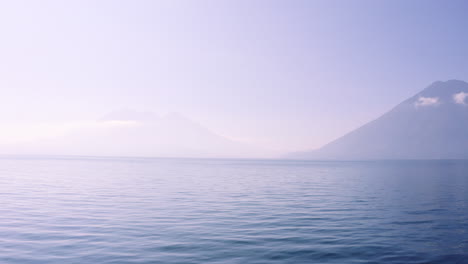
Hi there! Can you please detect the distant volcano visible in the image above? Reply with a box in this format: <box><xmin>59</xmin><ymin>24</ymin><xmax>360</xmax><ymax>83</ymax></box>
<box><xmin>7</xmin><ymin>109</ymin><xmax>268</xmax><ymax>159</ymax></box>
<box><xmin>291</xmin><ymin>80</ymin><xmax>468</xmax><ymax>160</ymax></box>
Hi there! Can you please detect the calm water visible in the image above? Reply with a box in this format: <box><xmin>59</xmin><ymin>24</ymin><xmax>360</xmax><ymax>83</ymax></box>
<box><xmin>0</xmin><ymin>157</ymin><xmax>467</xmax><ymax>264</ymax></box>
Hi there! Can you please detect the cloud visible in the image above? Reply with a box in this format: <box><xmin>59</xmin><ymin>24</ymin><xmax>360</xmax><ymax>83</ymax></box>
<box><xmin>0</xmin><ymin>120</ymin><xmax>140</xmax><ymax>145</ymax></box>
<box><xmin>100</xmin><ymin>120</ymin><xmax>141</xmax><ymax>127</ymax></box>
<box><xmin>453</xmin><ymin>92</ymin><xmax>468</xmax><ymax>105</ymax></box>
<box><xmin>414</xmin><ymin>96</ymin><xmax>439</xmax><ymax>107</ymax></box>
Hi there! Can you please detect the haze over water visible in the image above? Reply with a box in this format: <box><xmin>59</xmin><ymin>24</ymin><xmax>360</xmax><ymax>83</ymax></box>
<box><xmin>1</xmin><ymin>157</ymin><xmax>467</xmax><ymax>263</ymax></box>
<box><xmin>1</xmin><ymin>1</ymin><xmax>468</xmax><ymax>263</ymax></box>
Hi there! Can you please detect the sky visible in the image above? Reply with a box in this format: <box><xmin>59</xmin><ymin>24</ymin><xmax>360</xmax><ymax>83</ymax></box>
<box><xmin>0</xmin><ymin>0</ymin><xmax>467</xmax><ymax>156</ymax></box>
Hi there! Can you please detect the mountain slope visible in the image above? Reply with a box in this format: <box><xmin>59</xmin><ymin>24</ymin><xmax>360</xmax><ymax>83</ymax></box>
<box><xmin>8</xmin><ymin>110</ymin><xmax>268</xmax><ymax>158</ymax></box>
<box><xmin>292</xmin><ymin>80</ymin><xmax>468</xmax><ymax>160</ymax></box>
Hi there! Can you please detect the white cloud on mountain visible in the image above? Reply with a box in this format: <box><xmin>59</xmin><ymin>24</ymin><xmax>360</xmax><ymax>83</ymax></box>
<box><xmin>453</xmin><ymin>92</ymin><xmax>468</xmax><ymax>105</ymax></box>
<box><xmin>414</xmin><ymin>97</ymin><xmax>439</xmax><ymax>107</ymax></box>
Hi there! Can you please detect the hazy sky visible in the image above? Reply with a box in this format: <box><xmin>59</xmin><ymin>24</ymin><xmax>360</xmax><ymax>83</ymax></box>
<box><xmin>1</xmin><ymin>0</ymin><xmax>468</xmax><ymax>154</ymax></box>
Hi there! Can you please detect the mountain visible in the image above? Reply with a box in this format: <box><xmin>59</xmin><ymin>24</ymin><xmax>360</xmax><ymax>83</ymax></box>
<box><xmin>9</xmin><ymin>110</ymin><xmax>268</xmax><ymax>158</ymax></box>
<box><xmin>291</xmin><ymin>80</ymin><xmax>468</xmax><ymax>160</ymax></box>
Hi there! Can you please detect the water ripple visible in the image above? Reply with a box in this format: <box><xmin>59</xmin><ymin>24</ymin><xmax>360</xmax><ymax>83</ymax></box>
<box><xmin>0</xmin><ymin>158</ymin><xmax>467</xmax><ymax>263</ymax></box>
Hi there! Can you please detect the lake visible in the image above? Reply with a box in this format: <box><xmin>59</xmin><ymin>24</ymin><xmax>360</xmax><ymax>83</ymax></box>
<box><xmin>0</xmin><ymin>157</ymin><xmax>467</xmax><ymax>263</ymax></box>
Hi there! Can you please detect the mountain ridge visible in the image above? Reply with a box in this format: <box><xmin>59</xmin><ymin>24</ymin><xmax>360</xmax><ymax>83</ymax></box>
<box><xmin>290</xmin><ymin>80</ymin><xmax>468</xmax><ymax>160</ymax></box>
<box><xmin>3</xmin><ymin>109</ymin><xmax>271</xmax><ymax>159</ymax></box>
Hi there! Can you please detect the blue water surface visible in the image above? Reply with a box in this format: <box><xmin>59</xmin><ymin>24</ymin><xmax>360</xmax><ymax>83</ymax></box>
<box><xmin>0</xmin><ymin>157</ymin><xmax>467</xmax><ymax>263</ymax></box>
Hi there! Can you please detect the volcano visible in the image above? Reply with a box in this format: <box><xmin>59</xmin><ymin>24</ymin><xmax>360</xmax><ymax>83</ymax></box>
<box><xmin>292</xmin><ymin>80</ymin><xmax>468</xmax><ymax>160</ymax></box>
